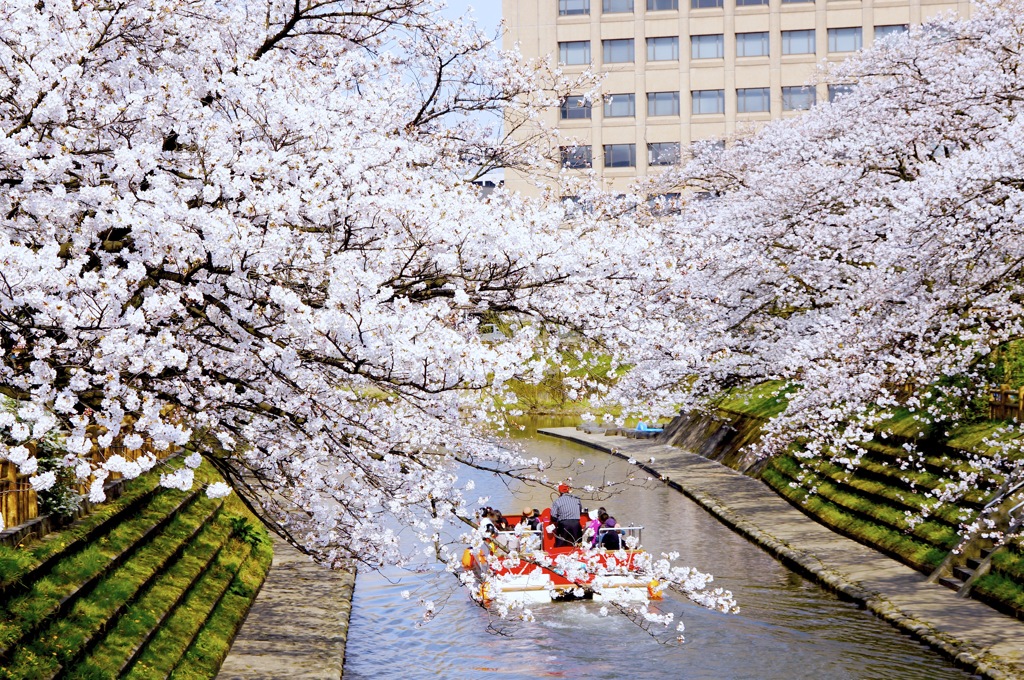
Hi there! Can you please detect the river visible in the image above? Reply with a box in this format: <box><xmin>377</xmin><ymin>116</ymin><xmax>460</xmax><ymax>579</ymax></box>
<box><xmin>344</xmin><ymin>419</ymin><xmax>972</xmax><ymax>679</ymax></box>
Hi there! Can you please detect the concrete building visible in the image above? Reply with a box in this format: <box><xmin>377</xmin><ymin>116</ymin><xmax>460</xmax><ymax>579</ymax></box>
<box><xmin>502</xmin><ymin>0</ymin><xmax>972</xmax><ymax>195</ymax></box>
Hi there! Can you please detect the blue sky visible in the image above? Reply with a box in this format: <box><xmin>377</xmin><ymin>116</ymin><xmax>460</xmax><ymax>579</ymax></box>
<box><xmin>440</xmin><ymin>0</ymin><xmax>503</xmax><ymax>35</ymax></box>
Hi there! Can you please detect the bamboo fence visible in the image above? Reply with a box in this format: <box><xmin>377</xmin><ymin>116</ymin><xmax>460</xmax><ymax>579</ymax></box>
<box><xmin>1</xmin><ymin>436</ymin><xmax>176</xmax><ymax>533</ymax></box>
<box><xmin>990</xmin><ymin>385</ymin><xmax>1024</xmax><ymax>421</ymax></box>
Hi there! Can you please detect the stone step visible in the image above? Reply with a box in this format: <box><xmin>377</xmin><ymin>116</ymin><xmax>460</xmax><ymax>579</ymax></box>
<box><xmin>967</xmin><ymin>557</ymin><xmax>983</xmax><ymax>570</ymax></box>
<box><xmin>954</xmin><ymin>566</ymin><xmax>975</xmax><ymax>582</ymax></box>
<box><xmin>939</xmin><ymin>576</ymin><xmax>965</xmax><ymax>591</ymax></box>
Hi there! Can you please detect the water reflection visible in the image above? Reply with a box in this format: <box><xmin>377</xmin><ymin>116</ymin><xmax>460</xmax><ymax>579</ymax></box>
<box><xmin>344</xmin><ymin>419</ymin><xmax>972</xmax><ymax>679</ymax></box>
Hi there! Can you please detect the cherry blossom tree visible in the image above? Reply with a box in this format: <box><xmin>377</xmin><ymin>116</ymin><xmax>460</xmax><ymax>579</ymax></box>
<box><xmin>598</xmin><ymin>0</ymin><xmax>1024</xmax><ymax>528</ymax></box>
<box><xmin>0</xmin><ymin>0</ymin><xmax>742</xmax><ymax>624</ymax></box>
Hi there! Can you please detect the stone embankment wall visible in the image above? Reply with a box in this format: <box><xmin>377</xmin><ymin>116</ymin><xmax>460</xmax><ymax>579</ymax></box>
<box><xmin>657</xmin><ymin>410</ymin><xmax>767</xmax><ymax>474</ymax></box>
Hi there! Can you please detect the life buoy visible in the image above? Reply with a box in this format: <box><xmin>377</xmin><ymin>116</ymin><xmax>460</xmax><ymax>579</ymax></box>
<box><xmin>647</xmin><ymin>579</ymin><xmax>663</xmax><ymax>600</ymax></box>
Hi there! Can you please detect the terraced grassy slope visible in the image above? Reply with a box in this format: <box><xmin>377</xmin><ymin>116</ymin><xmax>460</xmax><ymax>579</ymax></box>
<box><xmin>762</xmin><ymin>442</ymin><xmax>982</xmax><ymax>573</ymax></box>
<box><xmin>0</xmin><ymin>459</ymin><xmax>272</xmax><ymax>679</ymax></box>
<box><xmin>708</xmin><ymin>383</ymin><xmax>1024</xmax><ymax>616</ymax></box>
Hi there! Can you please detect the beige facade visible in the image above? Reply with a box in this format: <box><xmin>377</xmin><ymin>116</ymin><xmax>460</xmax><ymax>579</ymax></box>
<box><xmin>503</xmin><ymin>0</ymin><xmax>972</xmax><ymax>194</ymax></box>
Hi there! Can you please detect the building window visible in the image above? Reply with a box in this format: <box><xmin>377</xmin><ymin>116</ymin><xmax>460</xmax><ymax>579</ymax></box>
<box><xmin>692</xmin><ymin>89</ymin><xmax>725</xmax><ymax>115</ymax></box>
<box><xmin>603</xmin><ymin>38</ymin><xmax>635</xmax><ymax>63</ymax></box>
<box><xmin>875</xmin><ymin>24</ymin><xmax>909</xmax><ymax>41</ymax></box>
<box><xmin>604</xmin><ymin>144</ymin><xmax>637</xmax><ymax>168</ymax></box>
<box><xmin>560</xmin><ymin>95</ymin><xmax>592</xmax><ymax>119</ymax></box>
<box><xmin>603</xmin><ymin>0</ymin><xmax>634</xmax><ymax>11</ymax></box>
<box><xmin>736</xmin><ymin>0</ymin><xmax>768</xmax><ymax>6</ymax></box>
<box><xmin>649</xmin><ymin>192</ymin><xmax>682</xmax><ymax>215</ymax></box>
<box><xmin>648</xmin><ymin>142</ymin><xmax>681</xmax><ymax>166</ymax></box>
<box><xmin>828</xmin><ymin>27</ymin><xmax>862</xmax><ymax>53</ymax></box>
<box><xmin>561</xmin><ymin>145</ymin><xmax>593</xmax><ymax>169</ymax></box>
<box><xmin>782</xmin><ymin>29</ymin><xmax>815</xmax><ymax>55</ymax></box>
<box><xmin>737</xmin><ymin>87</ymin><xmax>770</xmax><ymax>113</ymax></box>
<box><xmin>647</xmin><ymin>91</ymin><xmax>680</xmax><ymax>116</ymax></box>
<box><xmin>648</xmin><ymin>0</ymin><xmax>679</xmax><ymax>9</ymax></box>
<box><xmin>559</xmin><ymin>0</ymin><xmax>590</xmax><ymax>15</ymax></box>
<box><xmin>691</xmin><ymin>34</ymin><xmax>724</xmax><ymax>59</ymax></box>
<box><xmin>736</xmin><ymin>31</ymin><xmax>769</xmax><ymax>57</ymax></box>
<box><xmin>782</xmin><ymin>86</ymin><xmax>815</xmax><ymax>110</ymax></box>
<box><xmin>828</xmin><ymin>84</ymin><xmax>854</xmax><ymax>102</ymax></box>
<box><xmin>559</xmin><ymin>41</ymin><xmax>591</xmax><ymax>65</ymax></box>
<box><xmin>604</xmin><ymin>93</ymin><xmax>636</xmax><ymax>117</ymax></box>
<box><xmin>782</xmin><ymin>0</ymin><xmax>813</xmax><ymax>3</ymax></box>
<box><xmin>690</xmin><ymin>0</ymin><xmax>721</xmax><ymax>7</ymax></box>
<box><xmin>647</xmin><ymin>36</ymin><xmax>679</xmax><ymax>61</ymax></box>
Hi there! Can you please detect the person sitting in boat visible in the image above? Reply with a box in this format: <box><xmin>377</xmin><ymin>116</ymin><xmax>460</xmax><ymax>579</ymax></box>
<box><xmin>478</xmin><ymin>507</ymin><xmax>496</xmax><ymax>534</ymax></box>
<box><xmin>514</xmin><ymin>507</ymin><xmax>542</xmax><ymax>552</ymax></box>
<box><xmin>600</xmin><ymin>517</ymin><xmax>624</xmax><ymax>550</ymax></box>
<box><xmin>585</xmin><ymin>507</ymin><xmax>608</xmax><ymax>547</ymax></box>
<box><xmin>489</xmin><ymin>509</ymin><xmax>511</xmax><ymax>531</ymax></box>
<box><xmin>552</xmin><ymin>483</ymin><xmax>583</xmax><ymax>547</ymax></box>
<box><xmin>468</xmin><ymin>524</ymin><xmax>501</xmax><ymax>579</ymax></box>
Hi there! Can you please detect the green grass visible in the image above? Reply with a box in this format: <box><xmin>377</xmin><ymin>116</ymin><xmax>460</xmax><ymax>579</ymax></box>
<box><xmin>972</xmin><ymin>571</ymin><xmax>1024</xmax><ymax>611</ymax></box>
<box><xmin>126</xmin><ymin>538</ymin><xmax>252</xmax><ymax>679</ymax></box>
<box><xmin>773</xmin><ymin>456</ymin><xmax>962</xmax><ymax>549</ymax></box>
<box><xmin>67</xmin><ymin>520</ymin><xmax>233</xmax><ymax>679</ymax></box>
<box><xmin>764</xmin><ymin>464</ymin><xmax>949</xmax><ymax>571</ymax></box>
<box><xmin>0</xmin><ymin>488</ymin><xmax>196</xmax><ymax>657</ymax></box>
<box><xmin>0</xmin><ymin>459</ymin><xmax>273</xmax><ymax>680</ymax></box>
<box><xmin>0</xmin><ymin>455</ymin><xmax>189</xmax><ymax>589</ymax></box>
<box><xmin>171</xmin><ymin>526</ymin><xmax>273</xmax><ymax>679</ymax></box>
<box><xmin>989</xmin><ymin>548</ymin><xmax>1024</xmax><ymax>582</ymax></box>
<box><xmin>716</xmin><ymin>380</ymin><xmax>792</xmax><ymax>419</ymax></box>
<box><xmin>24</xmin><ymin>496</ymin><xmax>223</xmax><ymax>668</ymax></box>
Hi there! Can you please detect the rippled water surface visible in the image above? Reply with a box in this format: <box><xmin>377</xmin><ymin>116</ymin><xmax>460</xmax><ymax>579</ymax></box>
<box><xmin>345</xmin><ymin>419</ymin><xmax>973</xmax><ymax>679</ymax></box>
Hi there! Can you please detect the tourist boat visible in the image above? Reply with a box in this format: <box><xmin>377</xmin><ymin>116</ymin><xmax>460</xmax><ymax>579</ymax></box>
<box><xmin>464</xmin><ymin>508</ymin><xmax>657</xmax><ymax>605</ymax></box>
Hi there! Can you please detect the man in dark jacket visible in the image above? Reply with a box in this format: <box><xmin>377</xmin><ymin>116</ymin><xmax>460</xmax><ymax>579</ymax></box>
<box><xmin>551</xmin><ymin>483</ymin><xmax>583</xmax><ymax>547</ymax></box>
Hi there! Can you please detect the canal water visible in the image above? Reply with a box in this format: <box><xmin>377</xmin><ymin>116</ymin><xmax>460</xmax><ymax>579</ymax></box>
<box><xmin>344</xmin><ymin>419</ymin><xmax>972</xmax><ymax>679</ymax></box>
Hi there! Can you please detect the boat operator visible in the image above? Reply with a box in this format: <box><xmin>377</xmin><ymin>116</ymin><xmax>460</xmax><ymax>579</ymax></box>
<box><xmin>552</xmin><ymin>483</ymin><xmax>583</xmax><ymax>547</ymax></box>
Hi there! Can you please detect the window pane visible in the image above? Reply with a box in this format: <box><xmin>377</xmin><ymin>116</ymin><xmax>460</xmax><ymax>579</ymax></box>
<box><xmin>649</xmin><ymin>192</ymin><xmax>682</xmax><ymax>215</ymax></box>
<box><xmin>603</xmin><ymin>38</ymin><xmax>635</xmax><ymax>63</ymax></box>
<box><xmin>781</xmin><ymin>29</ymin><xmax>815</xmax><ymax>55</ymax></box>
<box><xmin>782</xmin><ymin>0</ymin><xmax>814</xmax><ymax>4</ymax></box>
<box><xmin>828</xmin><ymin>27</ymin><xmax>862</xmax><ymax>52</ymax></box>
<box><xmin>691</xmin><ymin>89</ymin><xmax>724</xmax><ymax>115</ymax></box>
<box><xmin>648</xmin><ymin>0</ymin><xmax>679</xmax><ymax>9</ymax></box>
<box><xmin>736</xmin><ymin>0</ymin><xmax>768</xmax><ymax>6</ymax></box>
<box><xmin>604</xmin><ymin>144</ymin><xmax>636</xmax><ymax>168</ymax></box>
<box><xmin>647</xmin><ymin>36</ymin><xmax>679</xmax><ymax>61</ymax></box>
<box><xmin>559</xmin><ymin>41</ymin><xmax>591</xmax><ymax>65</ymax></box>
<box><xmin>648</xmin><ymin>143</ymin><xmax>681</xmax><ymax>166</ymax></box>
<box><xmin>604</xmin><ymin>93</ymin><xmax>636</xmax><ymax>117</ymax></box>
<box><xmin>828</xmin><ymin>84</ymin><xmax>853</xmax><ymax>102</ymax></box>
<box><xmin>561</xmin><ymin>146</ymin><xmax>593</xmax><ymax>168</ymax></box>
<box><xmin>781</xmin><ymin>86</ymin><xmax>815</xmax><ymax>111</ymax></box>
<box><xmin>874</xmin><ymin>24</ymin><xmax>909</xmax><ymax>41</ymax></box>
<box><xmin>737</xmin><ymin>87</ymin><xmax>770</xmax><ymax>113</ymax></box>
<box><xmin>603</xmin><ymin>0</ymin><xmax>634</xmax><ymax>10</ymax></box>
<box><xmin>691</xmin><ymin>34</ymin><xmax>724</xmax><ymax>59</ymax></box>
<box><xmin>559</xmin><ymin>0</ymin><xmax>590</xmax><ymax>15</ymax></box>
<box><xmin>690</xmin><ymin>0</ymin><xmax>722</xmax><ymax>7</ymax></box>
<box><xmin>736</xmin><ymin>31</ymin><xmax>769</xmax><ymax>57</ymax></box>
<box><xmin>560</xmin><ymin>96</ymin><xmax>592</xmax><ymax>119</ymax></box>
<box><xmin>647</xmin><ymin>91</ymin><xmax>680</xmax><ymax>116</ymax></box>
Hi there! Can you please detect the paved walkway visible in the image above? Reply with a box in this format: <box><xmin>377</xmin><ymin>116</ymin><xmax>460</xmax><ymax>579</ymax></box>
<box><xmin>217</xmin><ymin>535</ymin><xmax>356</xmax><ymax>679</ymax></box>
<box><xmin>541</xmin><ymin>427</ymin><xmax>1024</xmax><ymax>680</ymax></box>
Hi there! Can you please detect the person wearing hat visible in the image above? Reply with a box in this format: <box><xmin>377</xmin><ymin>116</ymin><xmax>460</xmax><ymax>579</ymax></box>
<box><xmin>520</xmin><ymin>506</ymin><xmax>541</xmax><ymax>531</ymax></box>
<box><xmin>551</xmin><ymin>483</ymin><xmax>583</xmax><ymax>547</ymax></box>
